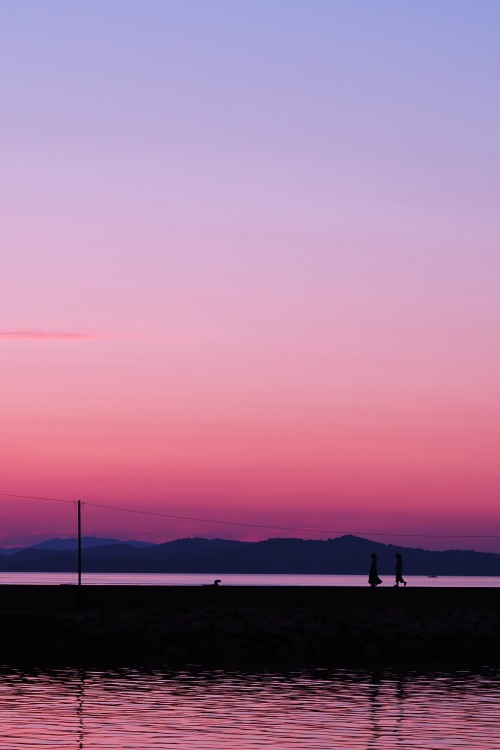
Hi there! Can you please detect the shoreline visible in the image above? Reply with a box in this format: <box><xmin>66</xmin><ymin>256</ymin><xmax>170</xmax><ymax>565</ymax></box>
<box><xmin>2</xmin><ymin>586</ymin><xmax>500</xmax><ymax>669</ymax></box>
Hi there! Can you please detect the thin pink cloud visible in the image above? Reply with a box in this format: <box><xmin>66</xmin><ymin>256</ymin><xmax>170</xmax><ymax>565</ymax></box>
<box><xmin>0</xmin><ymin>329</ymin><xmax>113</xmax><ymax>341</ymax></box>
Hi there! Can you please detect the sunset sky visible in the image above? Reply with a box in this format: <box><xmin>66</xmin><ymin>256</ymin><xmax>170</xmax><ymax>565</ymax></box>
<box><xmin>1</xmin><ymin>2</ymin><xmax>499</xmax><ymax>551</ymax></box>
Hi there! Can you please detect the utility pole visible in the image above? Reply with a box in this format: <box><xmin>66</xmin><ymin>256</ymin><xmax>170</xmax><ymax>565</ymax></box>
<box><xmin>77</xmin><ymin>500</ymin><xmax>82</xmax><ymax>588</ymax></box>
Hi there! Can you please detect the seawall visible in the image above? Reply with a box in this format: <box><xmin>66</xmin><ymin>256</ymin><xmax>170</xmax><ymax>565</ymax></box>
<box><xmin>1</xmin><ymin>585</ymin><xmax>500</xmax><ymax>669</ymax></box>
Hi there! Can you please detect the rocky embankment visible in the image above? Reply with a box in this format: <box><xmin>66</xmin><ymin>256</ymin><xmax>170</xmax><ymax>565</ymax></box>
<box><xmin>4</xmin><ymin>605</ymin><xmax>500</xmax><ymax>668</ymax></box>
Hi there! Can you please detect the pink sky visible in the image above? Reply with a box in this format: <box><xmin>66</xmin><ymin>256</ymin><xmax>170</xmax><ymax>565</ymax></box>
<box><xmin>1</xmin><ymin>3</ymin><xmax>499</xmax><ymax>551</ymax></box>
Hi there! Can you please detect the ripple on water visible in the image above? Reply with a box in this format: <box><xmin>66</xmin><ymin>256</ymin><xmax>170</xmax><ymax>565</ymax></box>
<box><xmin>0</xmin><ymin>666</ymin><xmax>500</xmax><ymax>749</ymax></box>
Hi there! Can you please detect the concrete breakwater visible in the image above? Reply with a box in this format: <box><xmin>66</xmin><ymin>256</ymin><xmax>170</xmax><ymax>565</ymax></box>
<box><xmin>1</xmin><ymin>586</ymin><xmax>500</xmax><ymax>668</ymax></box>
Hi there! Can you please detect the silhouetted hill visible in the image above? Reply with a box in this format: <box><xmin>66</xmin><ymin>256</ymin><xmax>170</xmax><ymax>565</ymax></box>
<box><xmin>32</xmin><ymin>537</ymin><xmax>155</xmax><ymax>551</ymax></box>
<box><xmin>0</xmin><ymin>535</ymin><xmax>500</xmax><ymax>575</ymax></box>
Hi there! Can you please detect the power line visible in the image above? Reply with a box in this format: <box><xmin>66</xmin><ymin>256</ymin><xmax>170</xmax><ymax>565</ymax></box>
<box><xmin>77</xmin><ymin>500</ymin><xmax>500</xmax><ymax>539</ymax></box>
<box><xmin>1</xmin><ymin>492</ymin><xmax>500</xmax><ymax>539</ymax></box>
<box><xmin>0</xmin><ymin>492</ymin><xmax>74</xmax><ymax>504</ymax></box>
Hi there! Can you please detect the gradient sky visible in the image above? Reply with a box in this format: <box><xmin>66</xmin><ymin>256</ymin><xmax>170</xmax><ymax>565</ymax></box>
<box><xmin>1</xmin><ymin>1</ymin><xmax>499</xmax><ymax>551</ymax></box>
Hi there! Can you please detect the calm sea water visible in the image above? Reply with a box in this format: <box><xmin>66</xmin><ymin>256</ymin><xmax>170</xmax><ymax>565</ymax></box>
<box><xmin>0</xmin><ymin>667</ymin><xmax>499</xmax><ymax>749</ymax></box>
<box><xmin>0</xmin><ymin>572</ymin><xmax>499</xmax><ymax>586</ymax></box>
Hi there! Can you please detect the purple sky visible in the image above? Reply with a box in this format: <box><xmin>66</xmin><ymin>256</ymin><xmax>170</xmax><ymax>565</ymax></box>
<box><xmin>1</xmin><ymin>2</ymin><xmax>500</xmax><ymax>551</ymax></box>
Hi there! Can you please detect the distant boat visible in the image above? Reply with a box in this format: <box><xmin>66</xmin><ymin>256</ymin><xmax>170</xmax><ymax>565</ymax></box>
<box><xmin>427</xmin><ymin>574</ymin><xmax>438</xmax><ymax>578</ymax></box>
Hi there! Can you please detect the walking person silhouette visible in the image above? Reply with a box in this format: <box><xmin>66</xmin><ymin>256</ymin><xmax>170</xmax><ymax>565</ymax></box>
<box><xmin>394</xmin><ymin>553</ymin><xmax>407</xmax><ymax>587</ymax></box>
<box><xmin>368</xmin><ymin>553</ymin><xmax>382</xmax><ymax>587</ymax></box>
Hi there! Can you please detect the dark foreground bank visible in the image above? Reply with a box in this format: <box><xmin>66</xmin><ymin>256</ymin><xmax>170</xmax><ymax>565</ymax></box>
<box><xmin>1</xmin><ymin>586</ymin><xmax>500</xmax><ymax>668</ymax></box>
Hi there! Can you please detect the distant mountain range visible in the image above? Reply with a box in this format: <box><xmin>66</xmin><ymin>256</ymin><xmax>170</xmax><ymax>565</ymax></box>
<box><xmin>1</xmin><ymin>535</ymin><xmax>500</xmax><ymax>575</ymax></box>
<box><xmin>0</xmin><ymin>537</ymin><xmax>155</xmax><ymax>555</ymax></box>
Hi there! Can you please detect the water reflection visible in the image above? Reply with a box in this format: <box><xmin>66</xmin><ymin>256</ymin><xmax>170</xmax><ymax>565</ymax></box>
<box><xmin>76</xmin><ymin>669</ymin><xmax>84</xmax><ymax>750</ymax></box>
<box><xmin>0</xmin><ymin>666</ymin><xmax>499</xmax><ymax>749</ymax></box>
<box><xmin>367</xmin><ymin>674</ymin><xmax>382</xmax><ymax>750</ymax></box>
